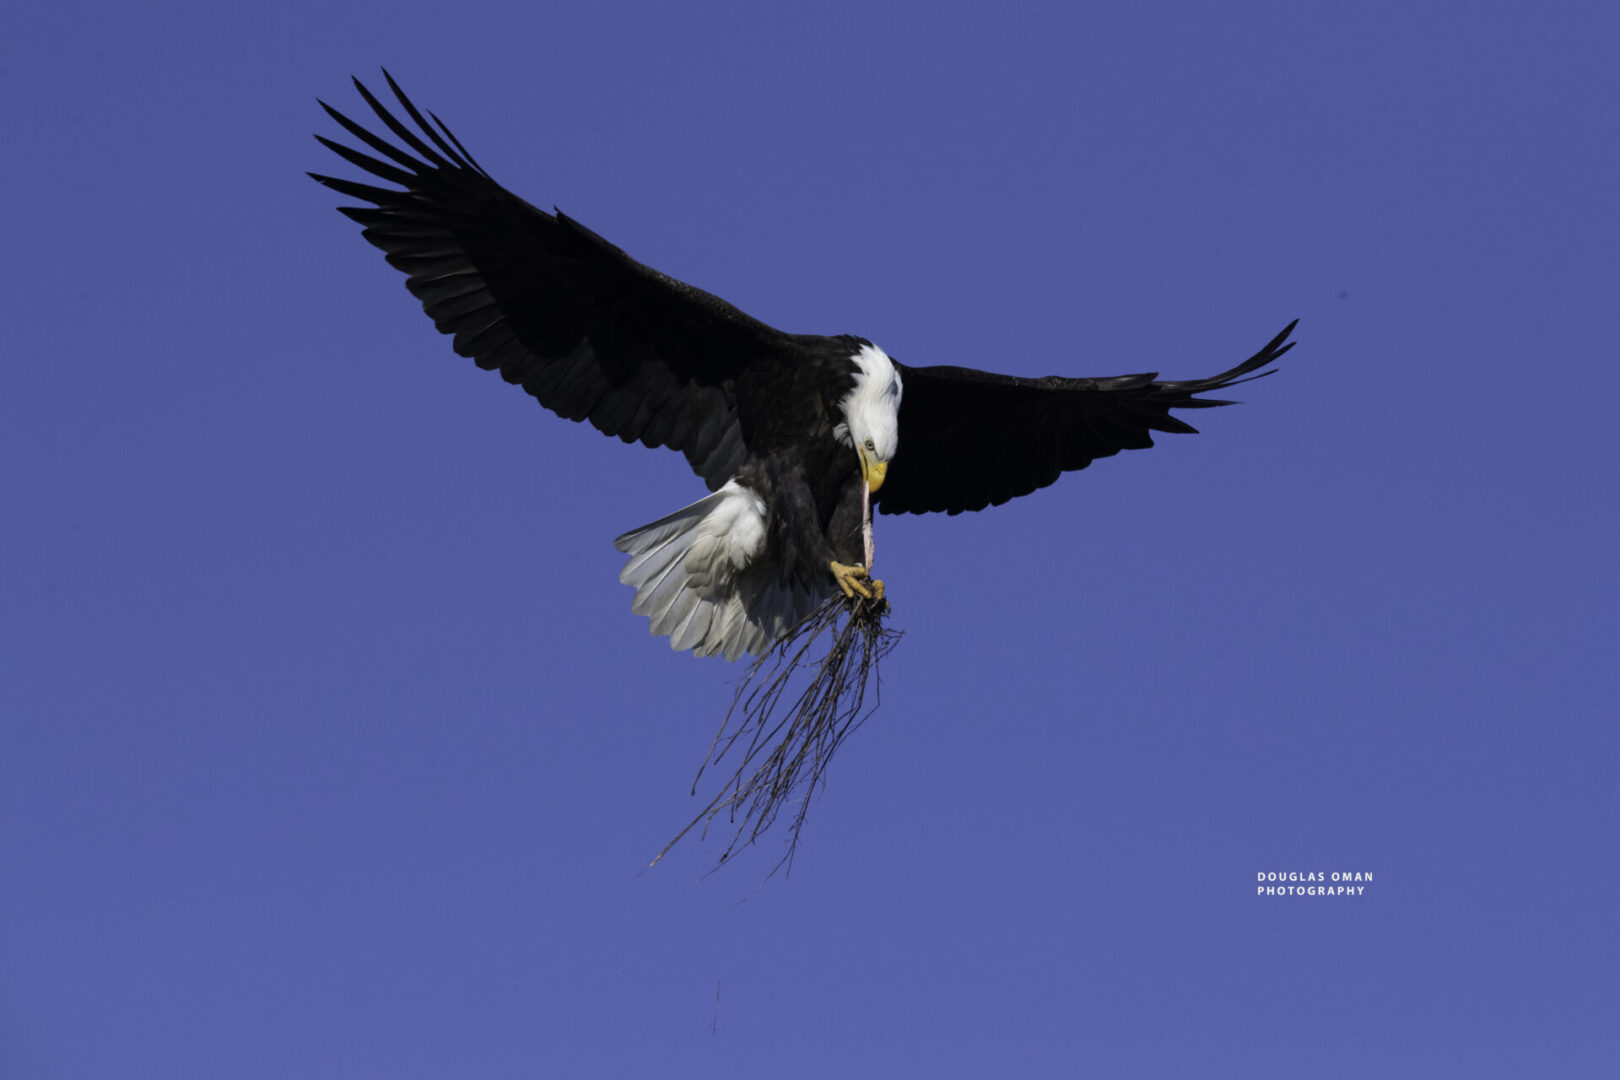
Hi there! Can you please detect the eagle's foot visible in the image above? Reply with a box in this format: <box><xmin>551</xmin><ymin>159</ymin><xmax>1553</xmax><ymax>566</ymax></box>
<box><xmin>830</xmin><ymin>560</ymin><xmax>883</xmax><ymax>601</ymax></box>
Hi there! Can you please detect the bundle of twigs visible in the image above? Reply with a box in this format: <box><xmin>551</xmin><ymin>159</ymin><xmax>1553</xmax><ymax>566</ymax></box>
<box><xmin>652</xmin><ymin>589</ymin><xmax>902</xmax><ymax>876</ymax></box>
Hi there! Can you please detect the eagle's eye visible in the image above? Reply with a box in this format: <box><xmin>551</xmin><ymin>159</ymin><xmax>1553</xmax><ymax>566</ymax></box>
<box><xmin>863</xmin><ymin>438</ymin><xmax>876</xmax><ymax>452</ymax></box>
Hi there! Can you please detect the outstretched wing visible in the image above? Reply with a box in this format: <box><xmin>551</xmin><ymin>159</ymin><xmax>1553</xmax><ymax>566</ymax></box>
<box><xmin>875</xmin><ymin>321</ymin><xmax>1297</xmax><ymax>515</ymax></box>
<box><xmin>310</xmin><ymin>71</ymin><xmax>786</xmax><ymax>490</ymax></box>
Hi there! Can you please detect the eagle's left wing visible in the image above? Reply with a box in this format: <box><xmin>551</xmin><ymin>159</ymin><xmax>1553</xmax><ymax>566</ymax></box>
<box><xmin>874</xmin><ymin>321</ymin><xmax>1297</xmax><ymax>515</ymax></box>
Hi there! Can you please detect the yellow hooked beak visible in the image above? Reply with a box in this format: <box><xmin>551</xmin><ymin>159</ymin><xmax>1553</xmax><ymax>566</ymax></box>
<box><xmin>859</xmin><ymin>448</ymin><xmax>888</xmax><ymax>493</ymax></box>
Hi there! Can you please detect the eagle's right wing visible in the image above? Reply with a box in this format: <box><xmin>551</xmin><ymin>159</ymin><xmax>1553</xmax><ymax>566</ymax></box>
<box><xmin>310</xmin><ymin>71</ymin><xmax>785</xmax><ymax>490</ymax></box>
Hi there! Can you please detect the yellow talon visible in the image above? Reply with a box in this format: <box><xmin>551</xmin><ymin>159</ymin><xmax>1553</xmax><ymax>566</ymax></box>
<box><xmin>830</xmin><ymin>560</ymin><xmax>876</xmax><ymax>600</ymax></box>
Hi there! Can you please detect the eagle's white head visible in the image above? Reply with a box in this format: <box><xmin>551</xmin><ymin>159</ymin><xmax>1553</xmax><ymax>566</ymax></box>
<box><xmin>836</xmin><ymin>342</ymin><xmax>904</xmax><ymax>493</ymax></box>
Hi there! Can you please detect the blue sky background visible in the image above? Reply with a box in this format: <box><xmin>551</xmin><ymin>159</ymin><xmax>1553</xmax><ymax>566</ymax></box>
<box><xmin>5</xmin><ymin>2</ymin><xmax>1618</xmax><ymax>1076</ymax></box>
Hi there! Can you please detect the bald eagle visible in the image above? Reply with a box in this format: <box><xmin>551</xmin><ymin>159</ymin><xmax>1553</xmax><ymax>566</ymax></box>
<box><xmin>312</xmin><ymin>73</ymin><xmax>1296</xmax><ymax>663</ymax></box>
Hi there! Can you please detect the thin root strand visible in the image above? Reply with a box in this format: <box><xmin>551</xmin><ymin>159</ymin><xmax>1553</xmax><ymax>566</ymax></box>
<box><xmin>652</xmin><ymin>592</ymin><xmax>901</xmax><ymax>878</ymax></box>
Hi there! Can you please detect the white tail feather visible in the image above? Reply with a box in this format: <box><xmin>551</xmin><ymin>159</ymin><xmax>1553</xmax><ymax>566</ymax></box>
<box><xmin>614</xmin><ymin>481</ymin><xmax>827</xmax><ymax>661</ymax></box>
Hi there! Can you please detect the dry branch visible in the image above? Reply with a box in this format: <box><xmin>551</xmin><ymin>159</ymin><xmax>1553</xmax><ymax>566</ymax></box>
<box><xmin>653</xmin><ymin>592</ymin><xmax>902</xmax><ymax>877</ymax></box>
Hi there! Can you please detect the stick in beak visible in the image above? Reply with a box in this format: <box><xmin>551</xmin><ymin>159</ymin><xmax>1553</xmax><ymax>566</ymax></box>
<box><xmin>862</xmin><ymin>478</ymin><xmax>874</xmax><ymax>570</ymax></box>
